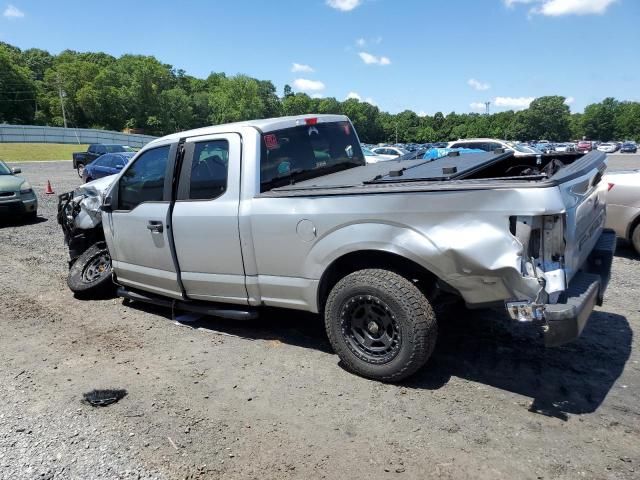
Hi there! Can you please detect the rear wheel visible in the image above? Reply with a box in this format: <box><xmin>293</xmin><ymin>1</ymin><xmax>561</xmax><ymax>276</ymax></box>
<box><xmin>77</xmin><ymin>163</ymin><xmax>85</xmax><ymax>178</ymax></box>
<box><xmin>324</xmin><ymin>269</ymin><xmax>437</xmax><ymax>382</ymax></box>
<box><xmin>632</xmin><ymin>223</ymin><xmax>640</xmax><ymax>256</ymax></box>
<box><xmin>67</xmin><ymin>242</ymin><xmax>115</xmax><ymax>298</ymax></box>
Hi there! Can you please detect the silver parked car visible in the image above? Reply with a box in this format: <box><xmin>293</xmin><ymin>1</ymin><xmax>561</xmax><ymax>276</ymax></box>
<box><xmin>605</xmin><ymin>170</ymin><xmax>640</xmax><ymax>254</ymax></box>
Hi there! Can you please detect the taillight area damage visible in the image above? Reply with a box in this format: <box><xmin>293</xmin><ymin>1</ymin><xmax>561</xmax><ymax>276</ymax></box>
<box><xmin>507</xmin><ymin>213</ymin><xmax>616</xmax><ymax>346</ymax></box>
<box><xmin>510</xmin><ymin>214</ymin><xmax>567</xmax><ymax>303</ymax></box>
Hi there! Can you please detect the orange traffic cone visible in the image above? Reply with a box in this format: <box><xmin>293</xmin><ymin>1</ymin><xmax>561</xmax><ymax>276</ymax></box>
<box><xmin>45</xmin><ymin>180</ymin><xmax>55</xmax><ymax>195</ymax></box>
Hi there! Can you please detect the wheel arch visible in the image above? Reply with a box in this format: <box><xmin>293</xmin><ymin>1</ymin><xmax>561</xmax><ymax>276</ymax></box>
<box><xmin>626</xmin><ymin>211</ymin><xmax>640</xmax><ymax>243</ymax></box>
<box><xmin>317</xmin><ymin>249</ymin><xmax>440</xmax><ymax>314</ymax></box>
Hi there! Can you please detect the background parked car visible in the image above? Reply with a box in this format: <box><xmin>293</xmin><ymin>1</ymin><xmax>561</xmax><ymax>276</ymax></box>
<box><xmin>362</xmin><ymin>146</ymin><xmax>386</xmax><ymax>164</ymax></box>
<box><xmin>82</xmin><ymin>152</ymin><xmax>135</xmax><ymax>182</ymax></box>
<box><xmin>72</xmin><ymin>144</ymin><xmax>136</xmax><ymax>178</ymax></box>
<box><xmin>597</xmin><ymin>143</ymin><xmax>618</xmax><ymax>153</ymax></box>
<box><xmin>604</xmin><ymin>169</ymin><xmax>640</xmax><ymax>255</ymax></box>
<box><xmin>0</xmin><ymin>160</ymin><xmax>37</xmax><ymax>220</ymax></box>
<box><xmin>620</xmin><ymin>142</ymin><xmax>638</xmax><ymax>153</ymax></box>
<box><xmin>371</xmin><ymin>146</ymin><xmax>409</xmax><ymax>161</ymax></box>
<box><xmin>553</xmin><ymin>143</ymin><xmax>576</xmax><ymax>153</ymax></box>
<box><xmin>447</xmin><ymin>138</ymin><xmax>542</xmax><ymax>157</ymax></box>
<box><xmin>577</xmin><ymin>140</ymin><xmax>593</xmax><ymax>153</ymax></box>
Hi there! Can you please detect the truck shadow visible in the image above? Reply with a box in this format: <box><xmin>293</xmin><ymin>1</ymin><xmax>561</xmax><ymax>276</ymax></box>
<box><xmin>406</xmin><ymin>308</ymin><xmax>632</xmax><ymax>419</ymax></box>
<box><xmin>614</xmin><ymin>243</ymin><xmax>639</xmax><ymax>260</ymax></box>
<box><xmin>124</xmin><ymin>300</ymin><xmax>631</xmax><ymax>419</ymax></box>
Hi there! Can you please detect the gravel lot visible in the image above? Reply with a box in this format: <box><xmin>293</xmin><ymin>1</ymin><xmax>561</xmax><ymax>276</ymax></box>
<box><xmin>1</xmin><ymin>155</ymin><xmax>639</xmax><ymax>480</ymax></box>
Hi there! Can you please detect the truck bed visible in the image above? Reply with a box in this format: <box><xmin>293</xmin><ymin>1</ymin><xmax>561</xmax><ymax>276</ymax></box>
<box><xmin>260</xmin><ymin>151</ymin><xmax>605</xmax><ymax>197</ymax></box>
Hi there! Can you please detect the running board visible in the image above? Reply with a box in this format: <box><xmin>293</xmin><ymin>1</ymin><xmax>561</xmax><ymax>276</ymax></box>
<box><xmin>117</xmin><ymin>287</ymin><xmax>259</xmax><ymax>321</ymax></box>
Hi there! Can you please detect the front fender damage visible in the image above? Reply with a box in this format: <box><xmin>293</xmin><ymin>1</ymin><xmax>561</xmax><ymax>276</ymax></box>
<box><xmin>57</xmin><ymin>175</ymin><xmax>115</xmax><ymax>263</ymax></box>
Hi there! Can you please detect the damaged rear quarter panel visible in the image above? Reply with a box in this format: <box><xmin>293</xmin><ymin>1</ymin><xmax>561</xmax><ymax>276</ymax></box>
<box><xmin>247</xmin><ymin>185</ymin><xmax>568</xmax><ymax>308</ymax></box>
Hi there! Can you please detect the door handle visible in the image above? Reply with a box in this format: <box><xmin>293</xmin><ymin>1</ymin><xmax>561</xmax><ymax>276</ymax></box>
<box><xmin>146</xmin><ymin>221</ymin><xmax>164</xmax><ymax>233</ymax></box>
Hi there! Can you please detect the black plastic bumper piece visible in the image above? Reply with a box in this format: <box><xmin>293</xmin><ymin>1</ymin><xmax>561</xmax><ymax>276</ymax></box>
<box><xmin>544</xmin><ymin>229</ymin><xmax>616</xmax><ymax>347</ymax></box>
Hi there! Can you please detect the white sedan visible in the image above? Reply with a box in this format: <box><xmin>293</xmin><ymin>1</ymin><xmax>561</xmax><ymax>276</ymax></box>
<box><xmin>597</xmin><ymin>143</ymin><xmax>618</xmax><ymax>153</ymax></box>
<box><xmin>362</xmin><ymin>147</ymin><xmax>386</xmax><ymax>164</ymax></box>
<box><xmin>371</xmin><ymin>146</ymin><xmax>409</xmax><ymax>161</ymax></box>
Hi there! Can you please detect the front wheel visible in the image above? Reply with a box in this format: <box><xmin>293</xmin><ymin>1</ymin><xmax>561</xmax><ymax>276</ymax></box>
<box><xmin>67</xmin><ymin>242</ymin><xmax>115</xmax><ymax>298</ymax></box>
<box><xmin>324</xmin><ymin>269</ymin><xmax>437</xmax><ymax>382</ymax></box>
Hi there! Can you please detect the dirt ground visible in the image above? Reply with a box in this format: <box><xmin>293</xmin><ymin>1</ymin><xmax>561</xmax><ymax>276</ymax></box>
<box><xmin>1</xmin><ymin>159</ymin><xmax>638</xmax><ymax>480</ymax></box>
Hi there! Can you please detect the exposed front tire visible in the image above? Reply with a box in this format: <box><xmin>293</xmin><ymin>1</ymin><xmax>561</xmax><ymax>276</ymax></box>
<box><xmin>77</xmin><ymin>163</ymin><xmax>85</xmax><ymax>178</ymax></box>
<box><xmin>324</xmin><ymin>269</ymin><xmax>437</xmax><ymax>382</ymax></box>
<box><xmin>67</xmin><ymin>242</ymin><xmax>115</xmax><ymax>298</ymax></box>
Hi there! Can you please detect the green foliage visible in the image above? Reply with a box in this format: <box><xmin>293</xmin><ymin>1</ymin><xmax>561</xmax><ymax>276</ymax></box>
<box><xmin>0</xmin><ymin>42</ymin><xmax>639</xmax><ymax>142</ymax></box>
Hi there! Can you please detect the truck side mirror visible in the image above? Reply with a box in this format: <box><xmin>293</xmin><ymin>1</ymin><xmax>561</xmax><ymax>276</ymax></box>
<box><xmin>11</xmin><ymin>168</ymin><xmax>21</xmax><ymax>174</ymax></box>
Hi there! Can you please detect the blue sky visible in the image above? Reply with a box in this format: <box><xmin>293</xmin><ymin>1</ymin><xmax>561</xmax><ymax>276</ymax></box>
<box><xmin>1</xmin><ymin>0</ymin><xmax>638</xmax><ymax>114</ymax></box>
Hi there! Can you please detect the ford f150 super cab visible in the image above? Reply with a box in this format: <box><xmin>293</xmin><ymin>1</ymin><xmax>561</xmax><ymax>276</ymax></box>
<box><xmin>58</xmin><ymin>114</ymin><xmax>615</xmax><ymax>381</ymax></box>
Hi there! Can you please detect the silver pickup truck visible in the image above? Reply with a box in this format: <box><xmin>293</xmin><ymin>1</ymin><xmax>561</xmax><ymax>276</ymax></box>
<box><xmin>58</xmin><ymin>114</ymin><xmax>615</xmax><ymax>381</ymax></box>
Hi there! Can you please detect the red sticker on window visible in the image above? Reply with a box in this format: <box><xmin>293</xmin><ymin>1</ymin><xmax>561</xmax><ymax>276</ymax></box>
<box><xmin>264</xmin><ymin>134</ymin><xmax>279</xmax><ymax>150</ymax></box>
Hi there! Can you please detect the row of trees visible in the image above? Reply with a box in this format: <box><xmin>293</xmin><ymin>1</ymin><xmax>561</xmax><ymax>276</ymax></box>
<box><xmin>1</xmin><ymin>42</ymin><xmax>639</xmax><ymax>143</ymax></box>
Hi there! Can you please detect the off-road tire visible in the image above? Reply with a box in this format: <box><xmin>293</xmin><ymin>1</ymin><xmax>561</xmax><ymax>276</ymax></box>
<box><xmin>632</xmin><ymin>223</ymin><xmax>640</xmax><ymax>256</ymax></box>
<box><xmin>67</xmin><ymin>242</ymin><xmax>115</xmax><ymax>298</ymax></box>
<box><xmin>324</xmin><ymin>269</ymin><xmax>437</xmax><ymax>382</ymax></box>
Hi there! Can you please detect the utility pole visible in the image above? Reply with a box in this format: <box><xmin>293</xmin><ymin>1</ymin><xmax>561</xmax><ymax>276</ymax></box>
<box><xmin>57</xmin><ymin>74</ymin><xmax>67</xmax><ymax>128</ymax></box>
<box><xmin>395</xmin><ymin>124</ymin><xmax>398</xmax><ymax>144</ymax></box>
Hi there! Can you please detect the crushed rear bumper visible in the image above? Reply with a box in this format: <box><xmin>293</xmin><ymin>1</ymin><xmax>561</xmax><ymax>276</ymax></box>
<box><xmin>543</xmin><ymin>229</ymin><xmax>616</xmax><ymax>347</ymax></box>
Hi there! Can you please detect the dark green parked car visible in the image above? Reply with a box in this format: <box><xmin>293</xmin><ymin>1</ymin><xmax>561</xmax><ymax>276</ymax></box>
<box><xmin>0</xmin><ymin>160</ymin><xmax>37</xmax><ymax>219</ymax></box>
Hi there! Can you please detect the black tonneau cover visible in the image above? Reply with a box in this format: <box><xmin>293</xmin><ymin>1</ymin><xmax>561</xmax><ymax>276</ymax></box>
<box><xmin>280</xmin><ymin>151</ymin><xmax>513</xmax><ymax>189</ymax></box>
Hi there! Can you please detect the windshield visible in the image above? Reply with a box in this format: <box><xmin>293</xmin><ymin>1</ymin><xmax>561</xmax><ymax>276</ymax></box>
<box><xmin>0</xmin><ymin>160</ymin><xmax>11</xmax><ymax>175</ymax></box>
<box><xmin>260</xmin><ymin>121</ymin><xmax>365</xmax><ymax>192</ymax></box>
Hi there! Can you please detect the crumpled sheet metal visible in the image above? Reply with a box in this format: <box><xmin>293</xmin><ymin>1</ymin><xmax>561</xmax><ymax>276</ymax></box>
<box><xmin>71</xmin><ymin>176</ymin><xmax>115</xmax><ymax>231</ymax></box>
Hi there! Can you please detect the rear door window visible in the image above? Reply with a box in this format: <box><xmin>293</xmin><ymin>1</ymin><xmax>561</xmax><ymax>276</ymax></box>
<box><xmin>188</xmin><ymin>140</ymin><xmax>229</xmax><ymax>200</ymax></box>
<box><xmin>260</xmin><ymin>121</ymin><xmax>364</xmax><ymax>192</ymax></box>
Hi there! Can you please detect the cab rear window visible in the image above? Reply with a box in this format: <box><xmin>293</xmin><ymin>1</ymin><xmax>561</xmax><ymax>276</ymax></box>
<box><xmin>260</xmin><ymin>121</ymin><xmax>365</xmax><ymax>192</ymax></box>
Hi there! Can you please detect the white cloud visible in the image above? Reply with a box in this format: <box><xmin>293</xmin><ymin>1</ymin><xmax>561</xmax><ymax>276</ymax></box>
<box><xmin>564</xmin><ymin>96</ymin><xmax>575</xmax><ymax>105</ymax></box>
<box><xmin>3</xmin><ymin>4</ymin><xmax>24</xmax><ymax>18</ymax></box>
<box><xmin>358</xmin><ymin>51</ymin><xmax>391</xmax><ymax>66</ymax></box>
<box><xmin>470</xmin><ymin>102</ymin><xmax>487</xmax><ymax>111</ymax></box>
<box><xmin>505</xmin><ymin>0</ymin><xmax>617</xmax><ymax>16</ymax></box>
<box><xmin>326</xmin><ymin>0</ymin><xmax>361</xmax><ymax>11</ymax></box>
<box><xmin>311</xmin><ymin>93</ymin><xmax>324</xmax><ymax>99</ymax></box>
<box><xmin>292</xmin><ymin>78</ymin><xmax>326</xmax><ymax>93</ymax></box>
<box><xmin>417</xmin><ymin>110</ymin><xmax>428</xmax><ymax>117</ymax></box>
<box><xmin>467</xmin><ymin>78</ymin><xmax>491</xmax><ymax>91</ymax></box>
<box><xmin>504</xmin><ymin>0</ymin><xmax>537</xmax><ymax>6</ymax></box>
<box><xmin>345</xmin><ymin>92</ymin><xmax>375</xmax><ymax>105</ymax></box>
<box><xmin>494</xmin><ymin>96</ymin><xmax>535</xmax><ymax>109</ymax></box>
<box><xmin>291</xmin><ymin>63</ymin><xmax>314</xmax><ymax>73</ymax></box>
<box><xmin>356</xmin><ymin>36</ymin><xmax>382</xmax><ymax>47</ymax></box>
